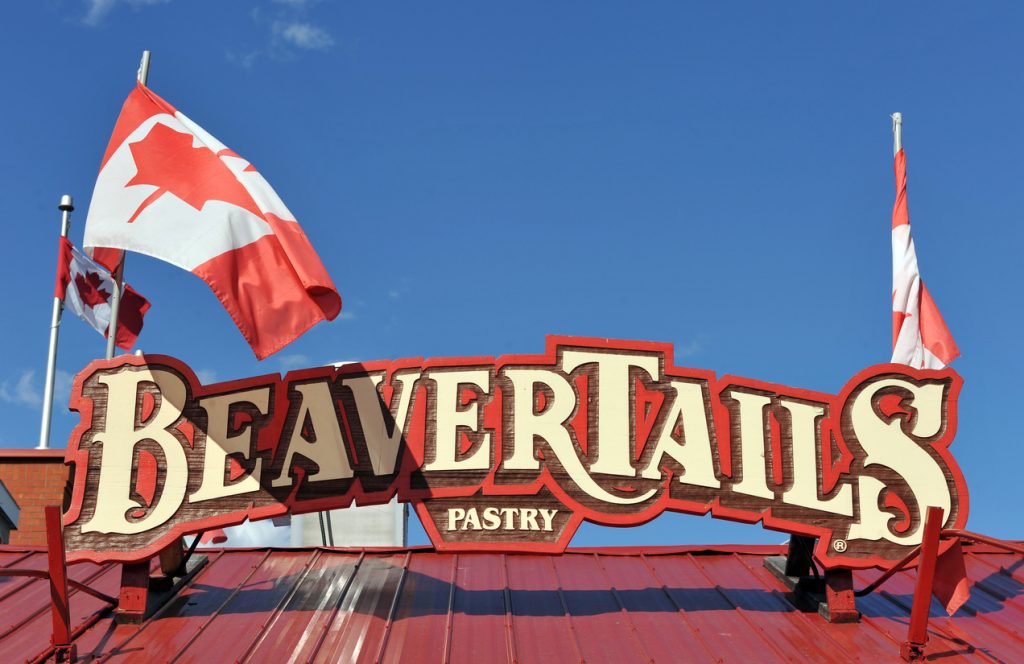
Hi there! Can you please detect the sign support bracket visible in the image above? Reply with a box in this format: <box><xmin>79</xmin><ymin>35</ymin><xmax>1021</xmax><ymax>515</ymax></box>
<box><xmin>765</xmin><ymin>536</ymin><xmax>860</xmax><ymax>623</ymax></box>
<box><xmin>114</xmin><ymin>543</ymin><xmax>209</xmax><ymax>624</ymax></box>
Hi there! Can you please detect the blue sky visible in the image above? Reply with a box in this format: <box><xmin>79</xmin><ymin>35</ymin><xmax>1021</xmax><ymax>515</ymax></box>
<box><xmin>1</xmin><ymin>2</ymin><xmax>1021</xmax><ymax>546</ymax></box>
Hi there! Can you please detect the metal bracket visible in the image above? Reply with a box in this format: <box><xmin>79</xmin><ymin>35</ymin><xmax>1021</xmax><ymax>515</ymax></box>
<box><xmin>765</xmin><ymin>535</ymin><xmax>860</xmax><ymax>623</ymax></box>
<box><xmin>115</xmin><ymin>551</ymin><xmax>208</xmax><ymax>624</ymax></box>
<box><xmin>52</xmin><ymin>643</ymin><xmax>77</xmax><ymax>663</ymax></box>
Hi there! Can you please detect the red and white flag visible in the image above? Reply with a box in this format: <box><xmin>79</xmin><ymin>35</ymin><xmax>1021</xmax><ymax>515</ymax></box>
<box><xmin>890</xmin><ymin>148</ymin><xmax>959</xmax><ymax>369</ymax></box>
<box><xmin>83</xmin><ymin>84</ymin><xmax>341</xmax><ymax>360</ymax></box>
<box><xmin>890</xmin><ymin>132</ymin><xmax>968</xmax><ymax>614</ymax></box>
<box><xmin>55</xmin><ymin>237</ymin><xmax>150</xmax><ymax>351</ymax></box>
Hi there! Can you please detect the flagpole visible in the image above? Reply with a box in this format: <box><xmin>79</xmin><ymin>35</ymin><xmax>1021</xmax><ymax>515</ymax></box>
<box><xmin>106</xmin><ymin>50</ymin><xmax>151</xmax><ymax>359</ymax></box>
<box><xmin>38</xmin><ymin>195</ymin><xmax>74</xmax><ymax>449</ymax></box>
<box><xmin>138</xmin><ymin>50</ymin><xmax>151</xmax><ymax>86</ymax></box>
<box><xmin>892</xmin><ymin>112</ymin><xmax>902</xmax><ymax>156</ymax></box>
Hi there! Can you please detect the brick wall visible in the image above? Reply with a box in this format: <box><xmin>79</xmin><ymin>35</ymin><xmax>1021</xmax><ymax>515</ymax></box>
<box><xmin>0</xmin><ymin>451</ymin><xmax>71</xmax><ymax>546</ymax></box>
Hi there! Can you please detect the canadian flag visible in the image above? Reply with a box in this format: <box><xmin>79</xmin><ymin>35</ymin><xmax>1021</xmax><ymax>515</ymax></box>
<box><xmin>83</xmin><ymin>84</ymin><xmax>341</xmax><ymax>360</ymax></box>
<box><xmin>55</xmin><ymin>237</ymin><xmax>150</xmax><ymax>351</ymax></box>
<box><xmin>890</xmin><ymin>141</ymin><xmax>968</xmax><ymax>615</ymax></box>
<box><xmin>890</xmin><ymin>148</ymin><xmax>959</xmax><ymax>369</ymax></box>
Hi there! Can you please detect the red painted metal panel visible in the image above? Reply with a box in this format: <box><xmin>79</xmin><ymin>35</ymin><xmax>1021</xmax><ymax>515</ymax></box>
<box><xmin>862</xmin><ymin>565</ymin><xmax>1024</xmax><ymax>663</ymax></box>
<box><xmin>739</xmin><ymin>553</ymin><xmax>901</xmax><ymax>661</ymax></box>
<box><xmin>0</xmin><ymin>549</ymin><xmax>37</xmax><ymax>568</ymax></box>
<box><xmin>57</xmin><ymin>608</ymin><xmax>132</xmax><ymax>661</ymax></box>
<box><xmin>596</xmin><ymin>554</ymin><xmax>718</xmax><ymax>663</ymax></box>
<box><xmin>101</xmin><ymin>550</ymin><xmax>268</xmax><ymax>662</ymax></box>
<box><xmin>0</xmin><ymin>561</ymin><xmax>119</xmax><ymax>661</ymax></box>
<box><xmin>314</xmin><ymin>553</ymin><xmax>407</xmax><ymax>663</ymax></box>
<box><xmin>243</xmin><ymin>550</ymin><xmax>363</xmax><ymax>664</ymax></box>
<box><xmin>505</xmin><ymin>554</ymin><xmax>585</xmax><ymax>664</ymax></box>
<box><xmin>0</xmin><ymin>550</ymin><xmax>46</xmax><ymax>609</ymax></box>
<box><xmin>551</xmin><ymin>553</ymin><xmax>656</xmax><ymax>663</ymax></box>
<box><xmin>379</xmin><ymin>552</ymin><xmax>456</xmax><ymax>664</ymax></box>
<box><xmin>446</xmin><ymin>553</ymin><xmax>512</xmax><ymax>664</ymax></box>
<box><xmin>643</xmin><ymin>552</ymin><xmax>790</xmax><ymax>663</ymax></box>
<box><xmin>954</xmin><ymin>557</ymin><xmax>1024</xmax><ymax>646</ymax></box>
<box><xmin>177</xmin><ymin>550</ymin><xmax>313</xmax><ymax>663</ymax></box>
<box><xmin>968</xmin><ymin>553</ymin><xmax>1024</xmax><ymax>596</ymax></box>
<box><xmin>852</xmin><ymin>568</ymin><xmax>978</xmax><ymax>662</ymax></box>
<box><xmin>0</xmin><ymin>542</ymin><xmax>1022</xmax><ymax>663</ymax></box>
<box><xmin>0</xmin><ymin>555</ymin><xmax>106</xmax><ymax>649</ymax></box>
<box><xmin>58</xmin><ymin>558</ymin><xmax>161</xmax><ymax>662</ymax></box>
<box><xmin>698</xmin><ymin>553</ymin><xmax>848</xmax><ymax>661</ymax></box>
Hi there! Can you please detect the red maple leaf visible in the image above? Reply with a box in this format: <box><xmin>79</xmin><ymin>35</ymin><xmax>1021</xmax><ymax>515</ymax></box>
<box><xmin>124</xmin><ymin>123</ymin><xmax>262</xmax><ymax>223</ymax></box>
<box><xmin>74</xmin><ymin>271</ymin><xmax>111</xmax><ymax>308</ymax></box>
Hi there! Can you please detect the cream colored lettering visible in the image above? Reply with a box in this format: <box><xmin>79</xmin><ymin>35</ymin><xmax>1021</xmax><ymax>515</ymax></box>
<box><xmin>561</xmin><ymin>350</ymin><xmax>659</xmax><ymax>477</ymax></box>
<box><xmin>461</xmin><ymin>508</ymin><xmax>481</xmax><ymax>530</ymax></box>
<box><xmin>190</xmin><ymin>387</ymin><xmax>270</xmax><ymax>504</ymax></box>
<box><xmin>538</xmin><ymin>508</ymin><xmax>557</xmax><ymax>531</ymax></box>
<box><xmin>448</xmin><ymin>506</ymin><xmax>559</xmax><ymax>531</ymax></box>
<box><xmin>342</xmin><ymin>371</ymin><xmax>420</xmax><ymax>476</ymax></box>
<box><xmin>847</xmin><ymin>378</ymin><xmax>950</xmax><ymax>545</ymax></box>
<box><xmin>779</xmin><ymin>399</ymin><xmax>853</xmax><ymax>516</ymax></box>
<box><xmin>424</xmin><ymin>370</ymin><xmax>491</xmax><ymax>471</ymax></box>
<box><xmin>63</xmin><ymin>348</ymin><xmax>967</xmax><ymax>567</ymax></box>
<box><xmin>447</xmin><ymin>508</ymin><xmax>465</xmax><ymax>531</ymax></box>
<box><xmin>640</xmin><ymin>380</ymin><xmax>720</xmax><ymax>488</ymax></box>
<box><xmin>482</xmin><ymin>507</ymin><xmax>502</xmax><ymax>530</ymax></box>
<box><xmin>81</xmin><ymin>368</ymin><xmax>189</xmax><ymax>535</ymax></box>
<box><xmin>503</xmin><ymin>369</ymin><xmax>656</xmax><ymax>505</ymax></box>
<box><xmin>726</xmin><ymin>389</ymin><xmax>774</xmax><ymax>500</ymax></box>
<box><xmin>271</xmin><ymin>381</ymin><xmax>354</xmax><ymax>487</ymax></box>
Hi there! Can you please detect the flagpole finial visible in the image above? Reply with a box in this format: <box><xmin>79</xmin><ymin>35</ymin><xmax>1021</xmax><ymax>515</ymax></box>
<box><xmin>59</xmin><ymin>194</ymin><xmax>74</xmax><ymax>212</ymax></box>
<box><xmin>892</xmin><ymin>112</ymin><xmax>903</xmax><ymax>156</ymax></box>
<box><xmin>137</xmin><ymin>50</ymin><xmax>151</xmax><ymax>86</ymax></box>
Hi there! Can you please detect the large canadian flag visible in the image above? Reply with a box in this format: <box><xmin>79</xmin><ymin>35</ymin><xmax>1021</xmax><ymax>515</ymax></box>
<box><xmin>83</xmin><ymin>84</ymin><xmax>341</xmax><ymax>360</ymax></box>
<box><xmin>55</xmin><ymin>237</ymin><xmax>150</xmax><ymax>351</ymax></box>
<box><xmin>890</xmin><ymin>148</ymin><xmax>959</xmax><ymax>369</ymax></box>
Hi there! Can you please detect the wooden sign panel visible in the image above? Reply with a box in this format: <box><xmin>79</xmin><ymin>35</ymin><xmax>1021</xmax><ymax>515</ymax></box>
<box><xmin>61</xmin><ymin>336</ymin><xmax>968</xmax><ymax>568</ymax></box>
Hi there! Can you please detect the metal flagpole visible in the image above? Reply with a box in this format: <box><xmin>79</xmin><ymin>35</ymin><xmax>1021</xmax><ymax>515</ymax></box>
<box><xmin>137</xmin><ymin>50</ymin><xmax>151</xmax><ymax>86</ymax></box>
<box><xmin>892</xmin><ymin>112</ymin><xmax>902</xmax><ymax>157</ymax></box>
<box><xmin>106</xmin><ymin>50</ymin><xmax>151</xmax><ymax>359</ymax></box>
<box><xmin>38</xmin><ymin>195</ymin><xmax>75</xmax><ymax>449</ymax></box>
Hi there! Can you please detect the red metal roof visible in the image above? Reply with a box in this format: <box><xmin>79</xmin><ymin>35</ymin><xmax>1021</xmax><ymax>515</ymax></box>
<box><xmin>1</xmin><ymin>542</ymin><xmax>1021</xmax><ymax>662</ymax></box>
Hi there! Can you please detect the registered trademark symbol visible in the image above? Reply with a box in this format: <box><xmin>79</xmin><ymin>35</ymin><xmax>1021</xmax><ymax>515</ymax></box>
<box><xmin>832</xmin><ymin>539</ymin><xmax>848</xmax><ymax>553</ymax></box>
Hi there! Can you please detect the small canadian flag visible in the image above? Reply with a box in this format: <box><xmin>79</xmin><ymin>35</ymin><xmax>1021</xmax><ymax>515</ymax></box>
<box><xmin>888</xmin><ymin>117</ymin><xmax>968</xmax><ymax>616</ymax></box>
<box><xmin>890</xmin><ymin>148</ymin><xmax>959</xmax><ymax>368</ymax></box>
<box><xmin>54</xmin><ymin>237</ymin><xmax>150</xmax><ymax>351</ymax></box>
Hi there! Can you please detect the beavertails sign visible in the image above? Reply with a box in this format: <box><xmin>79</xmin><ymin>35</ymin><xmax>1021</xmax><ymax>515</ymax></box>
<box><xmin>62</xmin><ymin>336</ymin><xmax>968</xmax><ymax>568</ymax></box>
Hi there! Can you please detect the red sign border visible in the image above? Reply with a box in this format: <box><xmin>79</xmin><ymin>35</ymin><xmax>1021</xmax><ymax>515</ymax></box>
<box><xmin>62</xmin><ymin>335</ymin><xmax>969</xmax><ymax>569</ymax></box>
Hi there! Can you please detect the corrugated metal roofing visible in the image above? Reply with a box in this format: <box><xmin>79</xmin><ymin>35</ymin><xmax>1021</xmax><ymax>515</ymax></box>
<box><xmin>1</xmin><ymin>542</ymin><xmax>1021</xmax><ymax>663</ymax></box>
